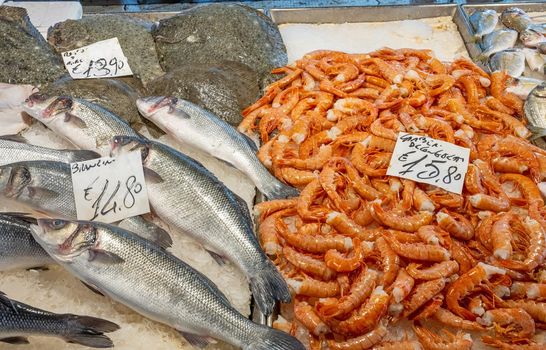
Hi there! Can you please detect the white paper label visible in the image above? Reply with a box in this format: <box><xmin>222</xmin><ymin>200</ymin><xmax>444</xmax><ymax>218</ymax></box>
<box><xmin>61</xmin><ymin>38</ymin><xmax>133</xmax><ymax>79</ymax></box>
<box><xmin>70</xmin><ymin>151</ymin><xmax>149</xmax><ymax>223</ymax></box>
<box><xmin>386</xmin><ymin>133</ymin><xmax>470</xmax><ymax>194</ymax></box>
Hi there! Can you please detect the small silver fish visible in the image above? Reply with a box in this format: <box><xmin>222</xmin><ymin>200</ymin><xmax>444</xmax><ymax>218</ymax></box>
<box><xmin>490</xmin><ymin>49</ymin><xmax>526</xmax><ymax>78</ymax></box>
<box><xmin>520</xmin><ymin>28</ymin><xmax>546</xmax><ymax>48</ymax></box>
<box><xmin>469</xmin><ymin>9</ymin><xmax>498</xmax><ymax>40</ymax></box>
<box><xmin>31</xmin><ymin>219</ymin><xmax>305</xmax><ymax>350</ymax></box>
<box><xmin>501</xmin><ymin>7</ymin><xmax>545</xmax><ymax>34</ymax></box>
<box><xmin>506</xmin><ymin>76</ymin><xmax>544</xmax><ymax>99</ymax></box>
<box><xmin>524</xmin><ymin>83</ymin><xmax>546</xmax><ymax>140</ymax></box>
<box><xmin>522</xmin><ymin>48</ymin><xmax>545</xmax><ymax>72</ymax></box>
<box><xmin>478</xmin><ymin>29</ymin><xmax>518</xmax><ymax>62</ymax></box>
<box><xmin>0</xmin><ymin>291</ymin><xmax>119</xmax><ymax>347</ymax></box>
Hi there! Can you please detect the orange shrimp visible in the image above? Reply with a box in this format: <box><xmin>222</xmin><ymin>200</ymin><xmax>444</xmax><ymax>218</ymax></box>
<box><xmin>406</xmin><ymin>260</ymin><xmax>459</xmax><ymax>280</ymax></box>
<box><xmin>296</xmin><ymin>178</ymin><xmax>329</xmax><ymax>220</ymax></box>
<box><xmin>276</xmin><ymin>219</ymin><xmax>353</xmax><ymax>254</ymax></box>
<box><xmin>287</xmin><ymin>276</ymin><xmax>340</xmax><ymax>298</ymax></box>
<box><xmin>383</xmin><ymin>234</ymin><xmax>451</xmax><ymax>262</ymax></box>
<box><xmin>330</xmin><ymin>287</ymin><xmax>390</xmax><ymax>336</ymax></box>
<box><xmin>478</xmin><ymin>308</ymin><xmax>535</xmax><ymax>340</ymax></box>
<box><xmin>281</xmin><ymin>167</ymin><xmax>317</xmax><ymax>187</ymax></box>
<box><xmin>481</xmin><ymin>336</ymin><xmax>545</xmax><ymax>350</ymax></box>
<box><xmin>412</xmin><ymin>294</ymin><xmax>444</xmax><ymax>321</ymax></box>
<box><xmin>258</xmin><ymin>209</ymin><xmax>293</xmax><ymax>255</ymax></box>
<box><xmin>491</xmin><ymin>212</ymin><xmax>516</xmax><ymax>260</ymax></box>
<box><xmin>497</xmin><ymin>217</ymin><xmax>546</xmax><ymax>272</ymax></box>
<box><xmin>503</xmin><ymin>300</ymin><xmax>546</xmax><ymax>323</ymax></box>
<box><xmin>370</xmin><ymin>115</ymin><xmax>405</xmax><ymax>140</ymax></box>
<box><xmin>413</xmin><ymin>324</ymin><xmax>472</xmax><ymax>350</ymax></box>
<box><xmin>316</xmin><ymin>268</ymin><xmax>378</xmax><ymax>318</ymax></box>
<box><xmin>468</xmin><ymin>193</ymin><xmax>510</xmax><ymax>212</ymax></box>
<box><xmin>390</xmin><ymin>268</ymin><xmax>415</xmax><ymax>303</ymax></box>
<box><xmin>413</xmin><ymin>187</ymin><xmax>435</xmax><ymax>212</ymax></box>
<box><xmin>375</xmin><ymin>341</ymin><xmax>424</xmax><ymax>350</ymax></box>
<box><xmin>279</xmin><ymin>144</ymin><xmax>333</xmax><ymax>170</ymax></box>
<box><xmin>294</xmin><ymin>300</ymin><xmax>330</xmax><ymax>336</ymax></box>
<box><xmin>450</xmin><ymin>239</ymin><xmax>476</xmax><ymax>274</ymax></box>
<box><xmin>499</xmin><ymin>173</ymin><xmax>544</xmax><ymax>206</ymax></box>
<box><xmin>416</xmin><ymin>225</ymin><xmax>450</xmax><ymax>247</ymax></box>
<box><xmin>325</xmin><ymin>238</ymin><xmax>363</xmax><ymax>272</ymax></box>
<box><xmin>283</xmin><ymin>246</ymin><xmax>336</xmax><ymax>281</ymax></box>
<box><xmin>327</xmin><ymin>211</ymin><xmax>379</xmax><ymax>241</ymax></box>
<box><xmin>434</xmin><ymin>308</ymin><xmax>485</xmax><ymax>331</ymax></box>
<box><xmin>327</xmin><ymin>323</ymin><xmax>387</xmax><ymax>350</ymax></box>
<box><xmin>351</xmin><ymin>147</ymin><xmax>392</xmax><ymax>177</ymax></box>
<box><xmin>376</xmin><ymin>236</ymin><xmax>400</xmax><ymax>287</ymax></box>
<box><xmin>436</xmin><ymin>209</ymin><xmax>474</xmax><ymax>241</ymax></box>
<box><xmin>402</xmin><ymin>278</ymin><xmax>446</xmax><ymax>318</ymax></box>
<box><xmin>370</xmin><ymin>200</ymin><xmax>433</xmax><ymax>232</ymax></box>
<box><xmin>510</xmin><ymin>282</ymin><xmax>546</xmax><ymax>300</ymax></box>
<box><xmin>445</xmin><ymin>262</ymin><xmax>505</xmax><ymax>320</ymax></box>
<box><xmin>254</xmin><ymin>199</ymin><xmax>297</xmax><ymax>219</ymax></box>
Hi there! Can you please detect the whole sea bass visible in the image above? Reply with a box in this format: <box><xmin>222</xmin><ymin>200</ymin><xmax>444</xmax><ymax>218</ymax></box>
<box><xmin>110</xmin><ymin>135</ymin><xmax>290</xmax><ymax>315</ymax></box>
<box><xmin>31</xmin><ymin>219</ymin><xmax>305</xmax><ymax>350</ymax></box>
<box><xmin>0</xmin><ymin>160</ymin><xmax>172</xmax><ymax>249</ymax></box>
<box><xmin>22</xmin><ymin>93</ymin><xmax>138</xmax><ymax>156</ymax></box>
<box><xmin>0</xmin><ymin>291</ymin><xmax>119</xmax><ymax>347</ymax></box>
<box><xmin>137</xmin><ymin>96</ymin><xmax>299</xmax><ymax>199</ymax></box>
<box><xmin>0</xmin><ymin>214</ymin><xmax>52</xmax><ymax>271</ymax></box>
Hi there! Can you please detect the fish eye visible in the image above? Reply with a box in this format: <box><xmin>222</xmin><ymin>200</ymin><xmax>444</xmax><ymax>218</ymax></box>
<box><xmin>49</xmin><ymin>219</ymin><xmax>67</xmax><ymax>229</ymax></box>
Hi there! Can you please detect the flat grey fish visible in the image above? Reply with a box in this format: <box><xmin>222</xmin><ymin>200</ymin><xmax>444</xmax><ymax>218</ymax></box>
<box><xmin>0</xmin><ymin>160</ymin><xmax>172</xmax><ymax>249</ymax></box>
<box><xmin>31</xmin><ymin>219</ymin><xmax>304</xmax><ymax>350</ymax></box>
<box><xmin>525</xmin><ymin>83</ymin><xmax>546</xmax><ymax>140</ymax></box>
<box><xmin>153</xmin><ymin>3</ymin><xmax>287</xmax><ymax>87</ymax></box>
<box><xmin>48</xmin><ymin>15</ymin><xmax>164</xmax><ymax>86</ymax></box>
<box><xmin>507</xmin><ymin>76</ymin><xmax>544</xmax><ymax>99</ymax></box>
<box><xmin>478</xmin><ymin>29</ymin><xmax>518</xmax><ymax>62</ymax></box>
<box><xmin>469</xmin><ymin>9</ymin><xmax>498</xmax><ymax>39</ymax></box>
<box><xmin>522</xmin><ymin>48</ymin><xmax>545</xmax><ymax>72</ymax></box>
<box><xmin>146</xmin><ymin>61</ymin><xmax>261</xmax><ymax>126</ymax></box>
<box><xmin>501</xmin><ymin>7</ymin><xmax>546</xmax><ymax>34</ymax></box>
<box><xmin>110</xmin><ymin>135</ymin><xmax>290</xmax><ymax>315</ymax></box>
<box><xmin>520</xmin><ymin>28</ymin><xmax>546</xmax><ymax>48</ymax></box>
<box><xmin>0</xmin><ymin>136</ymin><xmax>99</xmax><ymax>167</ymax></box>
<box><xmin>0</xmin><ymin>6</ymin><xmax>65</xmax><ymax>85</ymax></box>
<box><xmin>0</xmin><ymin>213</ymin><xmax>52</xmax><ymax>271</ymax></box>
<box><xmin>137</xmin><ymin>97</ymin><xmax>298</xmax><ymax>199</ymax></box>
<box><xmin>22</xmin><ymin>94</ymin><xmax>138</xmax><ymax>156</ymax></box>
<box><xmin>490</xmin><ymin>49</ymin><xmax>526</xmax><ymax>78</ymax></box>
<box><xmin>0</xmin><ymin>291</ymin><xmax>119</xmax><ymax>347</ymax></box>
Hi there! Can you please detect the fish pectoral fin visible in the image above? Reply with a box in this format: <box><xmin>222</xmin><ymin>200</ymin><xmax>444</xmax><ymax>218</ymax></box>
<box><xmin>0</xmin><ymin>337</ymin><xmax>30</xmax><ymax>345</ymax></box>
<box><xmin>0</xmin><ymin>134</ymin><xmax>27</xmax><ymax>143</ymax></box>
<box><xmin>0</xmin><ymin>292</ymin><xmax>18</xmax><ymax>313</ymax></box>
<box><xmin>80</xmin><ymin>281</ymin><xmax>105</xmax><ymax>296</ymax></box>
<box><xmin>64</xmin><ymin>112</ymin><xmax>88</xmax><ymax>129</ymax></box>
<box><xmin>205</xmin><ymin>249</ymin><xmax>228</xmax><ymax>266</ymax></box>
<box><xmin>26</xmin><ymin>186</ymin><xmax>59</xmax><ymax>201</ymax></box>
<box><xmin>88</xmin><ymin>249</ymin><xmax>125</xmax><ymax>265</ymax></box>
<box><xmin>143</xmin><ymin>167</ymin><xmax>164</xmax><ymax>184</ymax></box>
<box><xmin>241</xmin><ymin>132</ymin><xmax>259</xmax><ymax>153</ymax></box>
<box><xmin>178</xmin><ymin>331</ymin><xmax>214</xmax><ymax>349</ymax></box>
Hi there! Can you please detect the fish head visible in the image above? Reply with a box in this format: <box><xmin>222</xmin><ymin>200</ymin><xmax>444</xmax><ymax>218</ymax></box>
<box><xmin>136</xmin><ymin>96</ymin><xmax>178</xmax><ymax>118</ymax></box>
<box><xmin>520</xmin><ymin>29</ymin><xmax>544</xmax><ymax>47</ymax></box>
<box><xmin>33</xmin><ymin>219</ymin><xmax>98</xmax><ymax>260</ymax></box>
<box><xmin>0</xmin><ymin>163</ymin><xmax>32</xmax><ymax>199</ymax></box>
<box><xmin>110</xmin><ymin>135</ymin><xmax>150</xmax><ymax>162</ymax></box>
<box><xmin>532</xmin><ymin>83</ymin><xmax>546</xmax><ymax>98</ymax></box>
<box><xmin>23</xmin><ymin>93</ymin><xmax>74</xmax><ymax>123</ymax></box>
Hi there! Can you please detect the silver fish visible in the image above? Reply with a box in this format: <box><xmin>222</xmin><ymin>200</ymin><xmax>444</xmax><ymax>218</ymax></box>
<box><xmin>469</xmin><ymin>9</ymin><xmax>498</xmax><ymax>39</ymax></box>
<box><xmin>522</xmin><ymin>48</ymin><xmax>545</xmax><ymax>72</ymax></box>
<box><xmin>0</xmin><ymin>136</ymin><xmax>99</xmax><ymax>167</ymax></box>
<box><xmin>520</xmin><ymin>28</ymin><xmax>546</xmax><ymax>48</ymax></box>
<box><xmin>490</xmin><ymin>49</ymin><xmax>526</xmax><ymax>78</ymax></box>
<box><xmin>136</xmin><ymin>96</ymin><xmax>299</xmax><ymax>199</ymax></box>
<box><xmin>0</xmin><ymin>213</ymin><xmax>52</xmax><ymax>271</ymax></box>
<box><xmin>110</xmin><ymin>135</ymin><xmax>290</xmax><ymax>315</ymax></box>
<box><xmin>479</xmin><ymin>29</ymin><xmax>518</xmax><ymax>61</ymax></box>
<box><xmin>501</xmin><ymin>7</ymin><xmax>545</xmax><ymax>34</ymax></box>
<box><xmin>0</xmin><ymin>160</ymin><xmax>172</xmax><ymax>248</ymax></box>
<box><xmin>0</xmin><ymin>291</ymin><xmax>119</xmax><ymax>347</ymax></box>
<box><xmin>507</xmin><ymin>76</ymin><xmax>544</xmax><ymax>99</ymax></box>
<box><xmin>525</xmin><ymin>83</ymin><xmax>546</xmax><ymax>140</ymax></box>
<box><xmin>22</xmin><ymin>93</ymin><xmax>138</xmax><ymax>156</ymax></box>
<box><xmin>31</xmin><ymin>219</ymin><xmax>304</xmax><ymax>350</ymax></box>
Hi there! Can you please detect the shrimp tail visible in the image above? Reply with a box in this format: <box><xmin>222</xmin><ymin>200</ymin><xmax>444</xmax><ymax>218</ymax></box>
<box><xmin>245</xmin><ymin>326</ymin><xmax>306</xmax><ymax>350</ymax></box>
<box><xmin>251</xmin><ymin>261</ymin><xmax>292</xmax><ymax>315</ymax></box>
<box><xmin>262</xmin><ymin>181</ymin><xmax>300</xmax><ymax>200</ymax></box>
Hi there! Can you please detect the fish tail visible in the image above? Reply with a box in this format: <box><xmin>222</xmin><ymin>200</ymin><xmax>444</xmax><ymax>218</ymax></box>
<box><xmin>261</xmin><ymin>181</ymin><xmax>300</xmax><ymax>200</ymax></box>
<box><xmin>64</xmin><ymin>315</ymin><xmax>120</xmax><ymax>348</ymax></box>
<box><xmin>244</xmin><ymin>327</ymin><xmax>305</xmax><ymax>350</ymax></box>
<box><xmin>250</xmin><ymin>261</ymin><xmax>291</xmax><ymax>316</ymax></box>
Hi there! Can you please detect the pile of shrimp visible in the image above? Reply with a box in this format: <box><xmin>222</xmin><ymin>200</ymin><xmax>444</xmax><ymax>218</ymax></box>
<box><xmin>239</xmin><ymin>48</ymin><xmax>546</xmax><ymax>350</ymax></box>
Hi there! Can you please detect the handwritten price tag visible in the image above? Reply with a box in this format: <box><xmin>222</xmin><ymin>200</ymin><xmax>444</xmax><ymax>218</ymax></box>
<box><xmin>387</xmin><ymin>133</ymin><xmax>470</xmax><ymax>194</ymax></box>
<box><xmin>70</xmin><ymin>151</ymin><xmax>150</xmax><ymax>223</ymax></box>
<box><xmin>61</xmin><ymin>38</ymin><xmax>133</xmax><ymax>79</ymax></box>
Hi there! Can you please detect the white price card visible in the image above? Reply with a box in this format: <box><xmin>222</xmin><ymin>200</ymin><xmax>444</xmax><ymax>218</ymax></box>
<box><xmin>386</xmin><ymin>133</ymin><xmax>470</xmax><ymax>194</ymax></box>
<box><xmin>61</xmin><ymin>38</ymin><xmax>133</xmax><ymax>79</ymax></box>
<box><xmin>70</xmin><ymin>151</ymin><xmax>150</xmax><ymax>223</ymax></box>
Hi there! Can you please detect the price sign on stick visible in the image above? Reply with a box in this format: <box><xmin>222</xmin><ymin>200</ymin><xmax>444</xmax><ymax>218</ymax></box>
<box><xmin>387</xmin><ymin>133</ymin><xmax>470</xmax><ymax>194</ymax></box>
<box><xmin>61</xmin><ymin>38</ymin><xmax>133</xmax><ymax>79</ymax></box>
<box><xmin>70</xmin><ymin>151</ymin><xmax>150</xmax><ymax>223</ymax></box>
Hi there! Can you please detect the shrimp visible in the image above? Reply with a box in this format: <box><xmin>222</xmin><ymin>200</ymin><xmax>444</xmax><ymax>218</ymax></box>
<box><xmin>481</xmin><ymin>336</ymin><xmax>545</xmax><ymax>350</ymax></box>
<box><xmin>412</xmin><ymin>294</ymin><xmax>444</xmax><ymax>321</ymax></box>
<box><xmin>258</xmin><ymin>209</ymin><xmax>293</xmax><ymax>255</ymax></box>
<box><xmin>327</xmin><ymin>323</ymin><xmax>387</xmax><ymax>350</ymax></box>
<box><xmin>317</xmin><ymin>268</ymin><xmax>378</xmax><ymax>318</ymax></box>
<box><xmin>450</xmin><ymin>239</ymin><xmax>476</xmax><ymax>274</ymax></box>
<box><xmin>361</xmin><ymin>134</ymin><xmax>396</xmax><ymax>152</ymax></box>
<box><xmin>491</xmin><ymin>212</ymin><xmax>517</xmax><ymax>260</ymax></box>
<box><xmin>383</xmin><ymin>234</ymin><xmax>451</xmax><ymax>262</ymax></box>
<box><xmin>287</xmin><ymin>276</ymin><xmax>340</xmax><ymax>297</ymax></box>
<box><xmin>333</xmin><ymin>97</ymin><xmax>379</xmax><ymax>118</ymax></box>
<box><xmin>279</xmin><ymin>144</ymin><xmax>333</xmax><ymax>170</ymax></box>
<box><xmin>416</xmin><ymin>225</ymin><xmax>449</xmax><ymax>247</ymax></box>
<box><xmin>391</xmin><ymin>268</ymin><xmax>415</xmax><ymax>303</ymax></box>
<box><xmin>325</xmin><ymin>238</ymin><xmax>363</xmax><ymax>272</ymax></box>
<box><xmin>294</xmin><ymin>301</ymin><xmax>330</xmax><ymax>336</ymax></box>
<box><xmin>415</xmin><ymin>115</ymin><xmax>455</xmax><ymax>143</ymax></box>
<box><xmin>434</xmin><ymin>308</ymin><xmax>485</xmax><ymax>331</ymax></box>
<box><xmin>445</xmin><ymin>262</ymin><xmax>505</xmax><ymax>320</ymax></box>
<box><xmin>351</xmin><ymin>147</ymin><xmax>392</xmax><ymax>177</ymax></box>
<box><xmin>276</xmin><ymin>219</ymin><xmax>353</xmax><ymax>254</ymax></box>
<box><xmin>464</xmin><ymin>164</ymin><xmax>485</xmax><ymax>194</ymax></box>
<box><xmin>436</xmin><ymin>209</ymin><xmax>474</xmax><ymax>241</ymax></box>
<box><xmin>370</xmin><ymin>115</ymin><xmax>405</xmax><ymax>140</ymax></box>
<box><xmin>327</xmin><ymin>211</ymin><xmax>379</xmax><ymax>241</ymax></box>
<box><xmin>412</xmin><ymin>324</ymin><xmax>472</xmax><ymax>350</ymax></box>
<box><xmin>296</xmin><ymin>178</ymin><xmax>329</xmax><ymax>220</ymax></box>
<box><xmin>406</xmin><ymin>261</ymin><xmax>459</xmax><ymax>280</ymax></box>
<box><xmin>510</xmin><ymin>282</ymin><xmax>546</xmax><ymax>300</ymax></box>
<box><xmin>468</xmin><ymin>193</ymin><xmax>510</xmax><ymax>212</ymax></box>
<box><xmin>376</xmin><ymin>236</ymin><xmax>400</xmax><ymax>287</ymax></box>
<box><xmin>413</xmin><ymin>187</ymin><xmax>436</xmax><ymax>212</ymax></box>
<box><xmin>254</xmin><ymin>199</ymin><xmax>297</xmax><ymax>219</ymax></box>
<box><xmin>402</xmin><ymin>278</ymin><xmax>446</xmax><ymax>318</ymax></box>
<box><xmin>283</xmin><ymin>246</ymin><xmax>336</xmax><ymax>281</ymax></box>
<box><xmin>370</xmin><ymin>200</ymin><xmax>433</xmax><ymax>232</ymax></box>
<box><xmin>281</xmin><ymin>167</ymin><xmax>318</xmax><ymax>187</ymax></box>
<box><xmin>497</xmin><ymin>217</ymin><xmax>546</xmax><ymax>272</ymax></box>
<box><xmin>478</xmin><ymin>308</ymin><xmax>535</xmax><ymax>340</ymax></box>
<box><xmin>503</xmin><ymin>300</ymin><xmax>546</xmax><ymax>323</ymax></box>
<box><xmin>499</xmin><ymin>174</ymin><xmax>544</xmax><ymax>206</ymax></box>
<box><xmin>330</xmin><ymin>287</ymin><xmax>390</xmax><ymax>336</ymax></box>
<box><xmin>375</xmin><ymin>341</ymin><xmax>424</xmax><ymax>350</ymax></box>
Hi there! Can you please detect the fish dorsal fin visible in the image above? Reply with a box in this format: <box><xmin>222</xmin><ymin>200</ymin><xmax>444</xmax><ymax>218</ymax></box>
<box><xmin>64</xmin><ymin>112</ymin><xmax>88</xmax><ymax>129</ymax></box>
<box><xmin>0</xmin><ymin>134</ymin><xmax>27</xmax><ymax>143</ymax></box>
<box><xmin>143</xmin><ymin>167</ymin><xmax>164</xmax><ymax>184</ymax></box>
<box><xmin>80</xmin><ymin>281</ymin><xmax>105</xmax><ymax>296</ymax></box>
